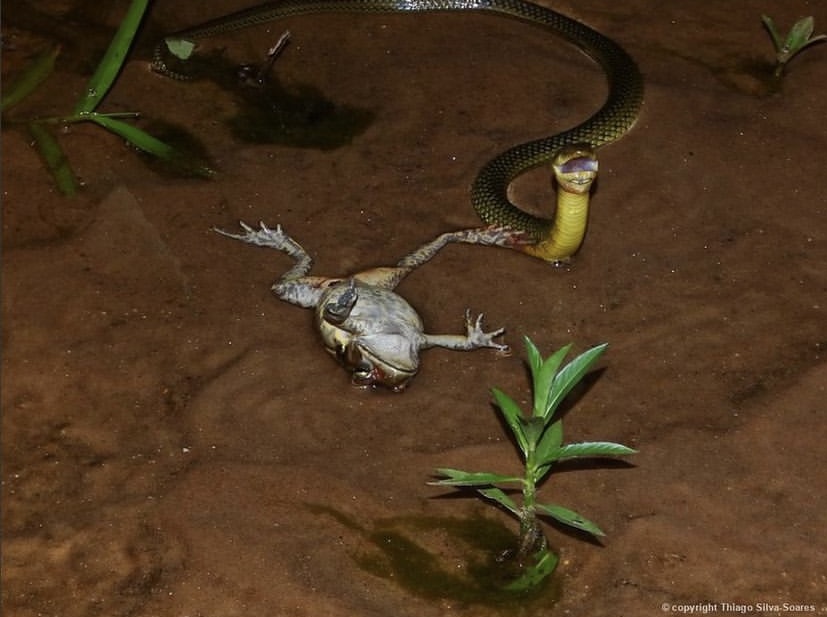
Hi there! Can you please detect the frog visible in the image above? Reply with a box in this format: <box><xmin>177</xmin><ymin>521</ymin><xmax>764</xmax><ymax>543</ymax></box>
<box><xmin>215</xmin><ymin>222</ymin><xmax>514</xmax><ymax>391</ymax></box>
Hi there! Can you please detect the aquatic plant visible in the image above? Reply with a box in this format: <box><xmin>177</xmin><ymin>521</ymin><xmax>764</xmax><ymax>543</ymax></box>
<box><xmin>762</xmin><ymin>15</ymin><xmax>826</xmax><ymax>78</ymax></box>
<box><xmin>1</xmin><ymin>0</ymin><xmax>211</xmax><ymax>196</ymax></box>
<box><xmin>430</xmin><ymin>338</ymin><xmax>636</xmax><ymax>591</ymax></box>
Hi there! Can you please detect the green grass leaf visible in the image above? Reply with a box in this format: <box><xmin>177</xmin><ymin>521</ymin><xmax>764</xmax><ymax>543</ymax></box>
<box><xmin>536</xmin><ymin>502</ymin><xmax>605</xmax><ymax>537</ymax></box>
<box><xmin>28</xmin><ymin>122</ymin><xmax>78</xmax><ymax>196</ymax></box>
<box><xmin>556</xmin><ymin>441</ymin><xmax>637</xmax><ymax>461</ymax></box>
<box><xmin>88</xmin><ymin>113</ymin><xmax>214</xmax><ymax>177</ymax></box>
<box><xmin>1</xmin><ymin>46</ymin><xmax>60</xmax><ymax>112</ymax></box>
<box><xmin>73</xmin><ymin>0</ymin><xmax>149</xmax><ymax>114</ymax></box>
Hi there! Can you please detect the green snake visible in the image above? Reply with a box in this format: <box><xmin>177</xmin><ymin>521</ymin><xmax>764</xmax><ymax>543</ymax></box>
<box><xmin>155</xmin><ymin>0</ymin><xmax>643</xmax><ymax>262</ymax></box>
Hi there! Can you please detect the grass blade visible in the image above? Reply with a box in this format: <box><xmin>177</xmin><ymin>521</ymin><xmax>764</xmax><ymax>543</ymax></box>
<box><xmin>73</xmin><ymin>0</ymin><xmax>149</xmax><ymax>114</ymax></box>
<box><xmin>1</xmin><ymin>46</ymin><xmax>60</xmax><ymax>112</ymax></box>
<box><xmin>88</xmin><ymin>114</ymin><xmax>215</xmax><ymax>177</ymax></box>
<box><xmin>28</xmin><ymin>122</ymin><xmax>78</xmax><ymax>196</ymax></box>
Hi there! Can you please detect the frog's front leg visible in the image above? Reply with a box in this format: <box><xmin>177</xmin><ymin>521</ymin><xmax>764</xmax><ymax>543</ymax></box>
<box><xmin>422</xmin><ymin>310</ymin><xmax>510</xmax><ymax>354</ymax></box>
<box><xmin>214</xmin><ymin>221</ymin><xmax>327</xmax><ymax>308</ymax></box>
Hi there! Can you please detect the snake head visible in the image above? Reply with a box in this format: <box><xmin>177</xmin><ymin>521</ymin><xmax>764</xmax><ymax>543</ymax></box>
<box><xmin>553</xmin><ymin>145</ymin><xmax>598</xmax><ymax>195</ymax></box>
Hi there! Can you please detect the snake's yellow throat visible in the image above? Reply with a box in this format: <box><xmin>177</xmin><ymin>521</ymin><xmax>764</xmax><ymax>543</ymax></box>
<box><xmin>518</xmin><ymin>146</ymin><xmax>598</xmax><ymax>263</ymax></box>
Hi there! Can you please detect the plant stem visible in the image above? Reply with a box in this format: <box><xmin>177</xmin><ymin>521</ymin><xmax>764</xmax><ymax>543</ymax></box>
<box><xmin>517</xmin><ymin>450</ymin><xmax>547</xmax><ymax>559</ymax></box>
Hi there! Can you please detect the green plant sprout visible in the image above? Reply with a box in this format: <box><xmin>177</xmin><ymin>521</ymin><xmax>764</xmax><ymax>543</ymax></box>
<box><xmin>762</xmin><ymin>15</ymin><xmax>827</xmax><ymax>78</ymax></box>
<box><xmin>430</xmin><ymin>338</ymin><xmax>636</xmax><ymax>591</ymax></box>
<box><xmin>1</xmin><ymin>0</ymin><xmax>212</xmax><ymax>196</ymax></box>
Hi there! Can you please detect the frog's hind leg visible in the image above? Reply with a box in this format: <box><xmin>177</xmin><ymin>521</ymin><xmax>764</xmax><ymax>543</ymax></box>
<box><xmin>396</xmin><ymin>226</ymin><xmax>529</xmax><ymax>273</ymax></box>
<box><xmin>370</xmin><ymin>226</ymin><xmax>528</xmax><ymax>290</ymax></box>
<box><xmin>214</xmin><ymin>221</ymin><xmax>327</xmax><ymax>308</ymax></box>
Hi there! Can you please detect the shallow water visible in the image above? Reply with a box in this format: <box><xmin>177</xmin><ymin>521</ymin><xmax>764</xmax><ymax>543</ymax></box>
<box><xmin>3</xmin><ymin>1</ymin><xmax>826</xmax><ymax>615</ymax></box>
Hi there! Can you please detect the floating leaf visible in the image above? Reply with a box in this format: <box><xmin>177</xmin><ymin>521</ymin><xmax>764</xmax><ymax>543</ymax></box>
<box><xmin>165</xmin><ymin>38</ymin><xmax>196</xmax><ymax>61</ymax></box>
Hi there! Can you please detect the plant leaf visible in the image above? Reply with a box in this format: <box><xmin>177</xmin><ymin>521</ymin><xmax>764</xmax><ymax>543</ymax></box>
<box><xmin>491</xmin><ymin>387</ymin><xmax>529</xmax><ymax>457</ymax></box>
<box><xmin>543</xmin><ymin>343</ymin><xmax>607</xmax><ymax>420</ymax></box>
<box><xmin>533</xmin><ymin>343</ymin><xmax>570</xmax><ymax>418</ymax></box>
<box><xmin>429</xmin><ymin>468</ymin><xmax>523</xmax><ymax>487</ymax></box>
<box><xmin>28</xmin><ymin>121</ymin><xmax>78</xmax><ymax>196</ymax></box>
<box><xmin>523</xmin><ymin>336</ymin><xmax>542</xmax><ymax>382</ymax></box>
<box><xmin>556</xmin><ymin>441</ymin><xmax>638</xmax><ymax>461</ymax></box>
<box><xmin>165</xmin><ymin>38</ymin><xmax>197</xmax><ymax>61</ymax></box>
<box><xmin>502</xmin><ymin>548</ymin><xmax>559</xmax><ymax>591</ymax></box>
<box><xmin>536</xmin><ymin>502</ymin><xmax>605</xmax><ymax>537</ymax></box>
<box><xmin>787</xmin><ymin>16</ymin><xmax>815</xmax><ymax>50</ymax></box>
<box><xmin>520</xmin><ymin>416</ymin><xmax>545</xmax><ymax>451</ymax></box>
<box><xmin>1</xmin><ymin>45</ymin><xmax>60</xmax><ymax>112</ymax></box>
<box><xmin>87</xmin><ymin>114</ymin><xmax>214</xmax><ymax>177</ymax></box>
<box><xmin>74</xmin><ymin>0</ymin><xmax>149</xmax><ymax>114</ymax></box>
<box><xmin>477</xmin><ymin>486</ymin><xmax>520</xmax><ymax>516</ymax></box>
<box><xmin>533</xmin><ymin>419</ymin><xmax>563</xmax><ymax>472</ymax></box>
<box><xmin>761</xmin><ymin>15</ymin><xmax>783</xmax><ymax>52</ymax></box>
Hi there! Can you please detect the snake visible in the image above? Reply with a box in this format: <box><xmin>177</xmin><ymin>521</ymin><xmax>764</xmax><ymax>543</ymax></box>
<box><xmin>155</xmin><ymin>0</ymin><xmax>643</xmax><ymax>262</ymax></box>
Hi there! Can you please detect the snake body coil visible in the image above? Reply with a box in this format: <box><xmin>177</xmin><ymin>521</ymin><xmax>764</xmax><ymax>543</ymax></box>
<box><xmin>159</xmin><ymin>0</ymin><xmax>643</xmax><ymax>243</ymax></box>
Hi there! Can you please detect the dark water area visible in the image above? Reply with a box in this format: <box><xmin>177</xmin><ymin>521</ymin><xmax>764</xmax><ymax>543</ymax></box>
<box><xmin>3</xmin><ymin>1</ymin><xmax>826</xmax><ymax>615</ymax></box>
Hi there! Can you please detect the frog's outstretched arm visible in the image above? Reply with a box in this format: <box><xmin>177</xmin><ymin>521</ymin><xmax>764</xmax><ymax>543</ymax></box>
<box><xmin>422</xmin><ymin>310</ymin><xmax>509</xmax><ymax>354</ymax></box>
<box><xmin>214</xmin><ymin>221</ymin><xmax>328</xmax><ymax>308</ymax></box>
